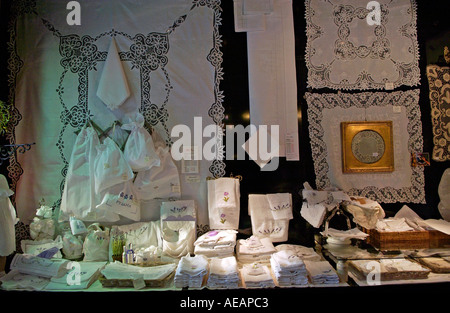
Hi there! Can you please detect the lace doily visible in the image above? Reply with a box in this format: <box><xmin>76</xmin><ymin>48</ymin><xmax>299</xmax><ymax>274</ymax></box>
<box><xmin>305</xmin><ymin>89</ymin><xmax>425</xmax><ymax>204</ymax></box>
<box><xmin>426</xmin><ymin>65</ymin><xmax>450</xmax><ymax>161</ymax></box>
<box><xmin>305</xmin><ymin>0</ymin><xmax>420</xmax><ymax>90</ymax></box>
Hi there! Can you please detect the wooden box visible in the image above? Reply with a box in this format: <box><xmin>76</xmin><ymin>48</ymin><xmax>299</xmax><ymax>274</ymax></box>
<box><xmin>363</xmin><ymin>228</ymin><xmax>450</xmax><ymax>250</ymax></box>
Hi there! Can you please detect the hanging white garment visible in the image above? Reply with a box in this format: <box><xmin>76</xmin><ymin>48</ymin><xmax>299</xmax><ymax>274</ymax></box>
<box><xmin>96</xmin><ymin>37</ymin><xmax>130</xmax><ymax>110</ymax></box>
<box><xmin>0</xmin><ymin>174</ymin><xmax>18</xmax><ymax>256</ymax></box>
<box><xmin>208</xmin><ymin>178</ymin><xmax>240</xmax><ymax>230</ymax></box>
<box><xmin>121</xmin><ymin>112</ymin><xmax>160</xmax><ymax>172</ymax></box>
<box><xmin>134</xmin><ymin>131</ymin><xmax>181</xmax><ymax>200</ymax></box>
<box><xmin>59</xmin><ymin>127</ymin><xmax>119</xmax><ymax>222</ymax></box>
<box><xmin>94</xmin><ymin>137</ymin><xmax>134</xmax><ymax>193</ymax></box>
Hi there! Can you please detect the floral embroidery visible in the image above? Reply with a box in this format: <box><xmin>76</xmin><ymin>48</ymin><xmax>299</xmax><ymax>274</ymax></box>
<box><xmin>170</xmin><ymin>206</ymin><xmax>187</xmax><ymax>214</ymax></box>
<box><xmin>258</xmin><ymin>227</ymin><xmax>282</xmax><ymax>235</ymax></box>
<box><xmin>270</xmin><ymin>203</ymin><xmax>291</xmax><ymax>211</ymax></box>
<box><xmin>220</xmin><ymin>213</ymin><xmax>226</xmax><ymax>224</ymax></box>
<box><xmin>223</xmin><ymin>191</ymin><xmax>229</xmax><ymax>202</ymax></box>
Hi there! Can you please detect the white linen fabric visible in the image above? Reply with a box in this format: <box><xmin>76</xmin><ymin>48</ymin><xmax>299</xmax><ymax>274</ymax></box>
<box><xmin>236</xmin><ymin>235</ymin><xmax>276</xmax><ymax>263</ymax></box>
<box><xmin>304</xmin><ymin>260</ymin><xmax>340</xmax><ymax>285</ymax></box>
<box><xmin>194</xmin><ymin>229</ymin><xmax>237</xmax><ymax>258</ymax></box>
<box><xmin>266</xmin><ymin>193</ymin><xmax>293</xmax><ymax>220</ymax></box>
<box><xmin>174</xmin><ymin>254</ymin><xmax>209</xmax><ymax>288</ymax></box>
<box><xmin>121</xmin><ymin>112</ymin><xmax>160</xmax><ymax>172</ymax></box>
<box><xmin>96</xmin><ymin>37</ymin><xmax>131</xmax><ymax>111</ymax></box>
<box><xmin>248</xmin><ymin>194</ymin><xmax>290</xmax><ymax>242</ymax></box>
<box><xmin>0</xmin><ymin>175</ymin><xmax>18</xmax><ymax>256</ymax></box>
<box><xmin>208</xmin><ymin>178</ymin><xmax>240</xmax><ymax>230</ymax></box>
<box><xmin>241</xmin><ymin>263</ymin><xmax>275</xmax><ymax>288</ymax></box>
<box><xmin>305</xmin><ymin>90</ymin><xmax>425</xmax><ymax>203</ymax></box>
<box><xmin>305</xmin><ymin>0</ymin><xmax>420</xmax><ymax>90</ymax></box>
<box><xmin>246</xmin><ymin>0</ymin><xmax>299</xmax><ymax>160</ymax></box>
<box><xmin>270</xmin><ymin>250</ymin><xmax>308</xmax><ymax>287</ymax></box>
<box><xmin>207</xmin><ymin>256</ymin><xmax>240</xmax><ymax>289</ymax></box>
<box><xmin>9</xmin><ymin>0</ymin><xmax>225</xmax><ymax>230</ymax></box>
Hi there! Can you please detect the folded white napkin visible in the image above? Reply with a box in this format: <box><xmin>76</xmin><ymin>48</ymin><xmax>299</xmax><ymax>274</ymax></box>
<box><xmin>266</xmin><ymin>193</ymin><xmax>293</xmax><ymax>220</ymax></box>
<box><xmin>96</xmin><ymin>38</ymin><xmax>130</xmax><ymax>110</ymax></box>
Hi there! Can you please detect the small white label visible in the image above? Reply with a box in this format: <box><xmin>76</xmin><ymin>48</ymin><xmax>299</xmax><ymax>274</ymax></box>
<box><xmin>185</xmin><ymin>175</ymin><xmax>201</xmax><ymax>183</ymax></box>
<box><xmin>171</xmin><ymin>185</ymin><xmax>181</xmax><ymax>193</ymax></box>
<box><xmin>385</xmin><ymin>82</ymin><xmax>394</xmax><ymax>90</ymax></box>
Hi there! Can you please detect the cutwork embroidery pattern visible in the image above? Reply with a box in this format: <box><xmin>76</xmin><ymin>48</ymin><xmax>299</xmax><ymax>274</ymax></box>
<box><xmin>305</xmin><ymin>0</ymin><xmax>420</xmax><ymax>90</ymax></box>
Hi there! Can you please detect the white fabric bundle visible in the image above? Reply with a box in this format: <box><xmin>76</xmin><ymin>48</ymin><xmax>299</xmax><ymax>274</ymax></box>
<box><xmin>122</xmin><ymin>112</ymin><xmax>160</xmax><ymax>172</ymax></box>
<box><xmin>304</xmin><ymin>260</ymin><xmax>340</xmax><ymax>285</ymax></box>
<box><xmin>248</xmin><ymin>194</ymin><xmax>290</xmax><ymax>242</ymax></box>
<box><xmin>29</xmin><ymin>217</ymin><xmax>55</xmax><ymax>241</ymax></box>
<box><xmin>241</xmin><ymin>263</ymin><xmax>275</xmax><ymax>289</ymax></box>
<box><xmin>208</xmin><ymin>178</ymin><xmax>240</xmax><ymax>230</ymax></box>
<box><xmin>207</xmin><ymin>256</ymin><xmax>240</xmax><ymax>289</ymax></box>
<box><xmin>21</xmin><ymin>237</ymin><xmax>63</xmax><ymax>259</ymax></box>
<box><xmin>82</xmin><ymin>224</ymin><xmax>110</xmax><ymax>262</ymax></box>
<box><xmin>96</xmin><ymin>37</ymin><xmax>130</xmax><ymax>111</ymax></box>
<box><xmin>174</xmin><ymin>254</ymin><xmax>209</xmax><ymax>289</ymax></box>
<box><xmin>134</xmin><ymin>132</ymin><xmax>180</xmax><ymax>201</ymax></box>
<box><xmin>93</xmin><ymin>137</ymin><xmax>134</xmax><ymax>193</ymax></box>
<box><xmin>194</xmin><ymin>230</ymin><xmax>237</xmax><ymax>258</ymax></box>
<box><xmin>270</xmin><ymin>250</ymin><xmax>308</xmax><ymax>287</ymax></box>
<box><xmin>236</xmin><ymin>236</ymin><xmax>276</xmax><ymax>264</ymax></box>
<box><xmin>60</xmin><ymin>127</ymin><xmax>120</xmax><ymax>222</ymax></box>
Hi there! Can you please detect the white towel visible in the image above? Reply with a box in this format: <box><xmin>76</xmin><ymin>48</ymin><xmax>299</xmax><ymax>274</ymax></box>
<box><xmin>96</xmin><ymin>38</ymin><xmax>130</xmax><ymax>110</ymax></box>
<box><xmin>266</xmin><ymin>193</ymin><xmax>293</xmax><ymax>220</ymax></box>
<box><xmin>214</xmin><ymin>177</ymin><xmax>237</xmax><ymax>208</ymax></box>
<box><xmin>248</xmin><ymin>194</ymin><xmax>289</xmax><ymax>242</ymax></box>
<box><xmin>208</xmin><ymin>178</ymin><xmax>240</xmax><ymax>230</ymax></box>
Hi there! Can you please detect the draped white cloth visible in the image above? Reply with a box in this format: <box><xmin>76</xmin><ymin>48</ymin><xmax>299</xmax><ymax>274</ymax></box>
<box><xmin>10</xmin><ymin>0</ymin><xmax>224</xmax><ymax>228</ymax></box>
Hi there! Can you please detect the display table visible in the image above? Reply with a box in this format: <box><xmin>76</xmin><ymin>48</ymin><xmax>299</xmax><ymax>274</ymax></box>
<box><xmin>317</xmin><ymin>237</ymin><xmax>450</xmax><ymax>286</ymax></box>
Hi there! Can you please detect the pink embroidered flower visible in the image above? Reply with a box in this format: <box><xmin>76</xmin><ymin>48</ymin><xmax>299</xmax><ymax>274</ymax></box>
<box><xmin>220</xmin><ymin>213</ymin><xmax>226</xmax><ymax>224</ymax></box>
<box><xmin>223</xmin><ymin>192</ymin><xmax>229</xmax><ymax>202</ymax></box>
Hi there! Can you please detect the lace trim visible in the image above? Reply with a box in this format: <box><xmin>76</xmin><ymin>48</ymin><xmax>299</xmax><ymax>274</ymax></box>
<box><xmin>305</xmin><ymin>0</ymin><xmax>420</xmax><ymax>90</ymax></box>
<box><xmin>305</xmin><ymin>89</ymin><xmax>425</xmax><ymax>204</ymax></box>
<box><xmin>426</xmin><ymin>65</ymin><xmax>450</xmax><ymax>162</ymax></box>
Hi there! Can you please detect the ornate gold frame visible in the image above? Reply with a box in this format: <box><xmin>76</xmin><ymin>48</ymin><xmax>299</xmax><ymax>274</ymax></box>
<box><xmin>341</xmin><ymin>121</ymin><xmax>394</xmax><ymax>173</ymax></box>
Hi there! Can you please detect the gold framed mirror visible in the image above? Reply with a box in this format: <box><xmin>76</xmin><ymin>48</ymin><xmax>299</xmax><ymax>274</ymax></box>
<box><xmin>341</xmin><ymin>121</ymin><xmax>394</xmax><ymax>173</ymax></box>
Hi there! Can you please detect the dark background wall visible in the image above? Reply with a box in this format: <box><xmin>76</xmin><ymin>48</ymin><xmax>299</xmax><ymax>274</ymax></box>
<box><xmin>219</xmin><ymin>0</ymin><xmax>450</xmax><ymax>246</ymax></box>
<box><xmin>0</xmin><ymin>0</ymin><xmax>448</xmax><ymax>248</ymax></box>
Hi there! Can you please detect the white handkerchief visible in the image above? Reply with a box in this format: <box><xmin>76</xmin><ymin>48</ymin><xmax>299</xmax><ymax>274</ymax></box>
<box><xmin>300</xmin><ymin>202</ymin><xmax>326</xmax><ymax>228</ymax></box>
<box><xmin>266</xmin><ymin>193</ymin><xmax>293</xmax><ymax>220</ymax></box>
<box><xmin>96</xmin><ymin>38</ymin><xmax>130</xmax><ymax>110</ymax></box>
<box><xmin>214</xmin><ymin>178</ymin><xmax>237</xmax><ymax>208</ymax></box>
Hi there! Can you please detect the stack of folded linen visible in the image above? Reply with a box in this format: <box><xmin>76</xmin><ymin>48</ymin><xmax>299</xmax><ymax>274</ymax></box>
<box><xmin>275</xmin><ymin>244</ymin><xmax>322</xmax><ymax>262</ymax></box>
<box><xmin>304</xmin><ymin>260</ymin><xmax>340</xmax><ymax>285</ymax></box>
<box><xmin>194</xmin><ymin>230</ymin><xmax>237</xmax><ymax>257</ymax></box>
<box><xmin>240</xmin><ymin>262</ymin><xmax>275</xmax><ymax>288</ymax></box>
<box><xmin>270</xmin><ymin>250</ymin><xmax>308</xmax><ymax>287</ymax></box>
<box><xmin>236</xmin><ymin>236</ymin><xmax>276</xmax><ymax>264</ymax></box>
<box><xmin>207</xmin><ymin>256</ymin><xmax>240</xmax><ymax>289</ymax></box>
<box><xmin>174</xmin><ymin>254</ymin><xmax>209</xmax><ymax>289</ymax></box>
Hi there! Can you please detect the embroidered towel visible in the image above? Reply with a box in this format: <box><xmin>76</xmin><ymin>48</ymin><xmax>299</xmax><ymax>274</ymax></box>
<box><xmin>96</xmin><ymin>38</ymin><xmax>130</xmax><ymax>110</ymax></box>
<box><xmin>266</xmin><ymin>193</ymin><xmax>293</xmax><ymax>220</ymax></box>
<box><xmin>248</xmin><ymin>194</ymin><xmax>289</xmax><ymax>242</ymax></box>
<box><xmin>208</xmin><ymin>178</ymin><xmax>240</xmax><ymax>230</ymax></box>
